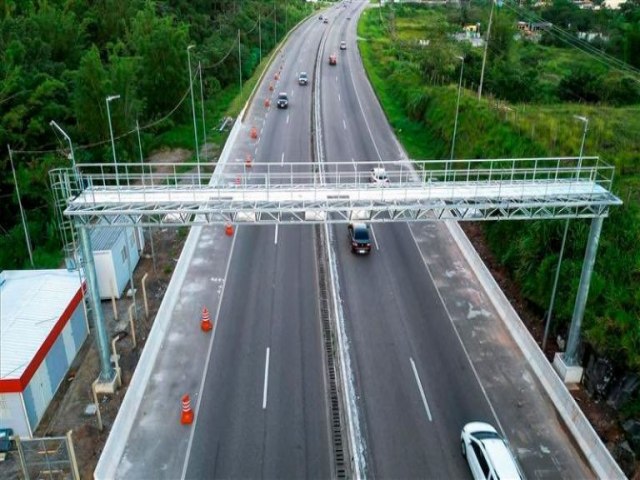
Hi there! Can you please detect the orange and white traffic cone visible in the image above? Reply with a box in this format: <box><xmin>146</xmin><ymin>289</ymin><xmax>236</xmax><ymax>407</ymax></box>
<box><xmin>201</xmin><ymin>307</ymin><xmax>213</xmax><ymax>332</ymax></box>
<box><xmin>181</xmin><ymin>394</ymin><xmax>194</xmax><ymax>425</ymax></box>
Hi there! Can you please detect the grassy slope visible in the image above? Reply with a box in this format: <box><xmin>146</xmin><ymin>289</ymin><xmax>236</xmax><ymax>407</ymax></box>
<box><xmin>357</xmin><ymin>5</ymin><xmax>640</xmax><ymax>372</ymax></box>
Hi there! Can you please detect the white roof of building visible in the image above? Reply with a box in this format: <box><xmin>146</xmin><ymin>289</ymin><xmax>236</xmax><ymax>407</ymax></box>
<box><xmin>0</xmin><ymin>269</ymin><xmax>84</xmax><ymax>382</ymax></box>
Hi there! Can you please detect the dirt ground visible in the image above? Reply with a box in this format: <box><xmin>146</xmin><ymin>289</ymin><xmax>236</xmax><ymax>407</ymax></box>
<box><xmin>0</xmin><ymin>155</ymin><xmax>632</xmax><ymax>477</ymax></box>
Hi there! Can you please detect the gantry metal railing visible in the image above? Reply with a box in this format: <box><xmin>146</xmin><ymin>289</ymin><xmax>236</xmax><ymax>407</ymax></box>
<box><xmin>53</xmin><ymin>157</ymin><xmax>621</xmax><ymax>227</ymax></box>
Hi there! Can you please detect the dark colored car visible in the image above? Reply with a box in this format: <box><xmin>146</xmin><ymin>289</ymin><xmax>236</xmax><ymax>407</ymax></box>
<box><xmin>276</xmin><ymin>92</ymin><xmax>288</xmax><ymax>109</ymax></box>
<box><xmin>348</xmin><ymin>223</ymin><xmax>371</xmax><ymax>254</ymax></box>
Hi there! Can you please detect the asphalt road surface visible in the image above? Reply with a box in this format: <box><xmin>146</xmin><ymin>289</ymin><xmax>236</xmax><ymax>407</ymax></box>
<box><xmin>183</xmin><ymin>16</ymin><xmax>332</xmax><ymax>479</ymax></box>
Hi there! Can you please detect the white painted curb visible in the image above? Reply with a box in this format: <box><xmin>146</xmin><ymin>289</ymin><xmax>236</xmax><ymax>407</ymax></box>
<box><xmin>446</xmin><ymin>220</ymin><xmax>625</xmax><ymax>480</ymax></box>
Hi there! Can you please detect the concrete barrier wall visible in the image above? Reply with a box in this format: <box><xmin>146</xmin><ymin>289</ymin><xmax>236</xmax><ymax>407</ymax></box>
<box><xmin>446</xmin><ymin>220</ymin><xmax>625</xmax><ymax>480</ymax></box>
<box><xmin>94</xmin><ymin>117</ymin><xmax>243</xmax><ymax>480</ymax></box>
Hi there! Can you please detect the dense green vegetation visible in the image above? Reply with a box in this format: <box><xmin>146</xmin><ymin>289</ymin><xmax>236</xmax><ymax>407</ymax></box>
<box><xmin>358</xmin><ymin>2</ymin><xmax>640</xmax><ymax>373</ymax></box>
<box><xmin>0</xmin><ymin>0</ymin><xmax>315</xmax><ymax>270</ymax></box>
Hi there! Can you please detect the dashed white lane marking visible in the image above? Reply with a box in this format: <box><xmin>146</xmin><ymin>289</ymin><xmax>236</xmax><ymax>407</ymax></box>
<box><xmin>287</xmin><ymin>114</ymin><xmax>290</xmax><ymax>124</ymax></box>
<box><xmin>343</xmin><ymin>119</ymin><xmax>347</xmax><ymax>130</ymax></box>
<box><xmin>339</xmin><ymin>94</ymin><xmax>341</xmax><ymax>103</ymax></box>
<box><xmin>281</xmin><ymin>152</ymin><xmax>285</xmax><ymax>166</ymax></box>
<box><xmin>262</xmin><ymin>347</ymin><xmax>271</xmax><ymax>410</ymax></box>
<box><xmin>410</xmin><ymin>357</ymin><xmax>433</xmax><ymax>422</ymax></box>
<box><xmin>274</xmin><ymin>225</ymin><xmax>279</xmax><ymax>245</ymax></box>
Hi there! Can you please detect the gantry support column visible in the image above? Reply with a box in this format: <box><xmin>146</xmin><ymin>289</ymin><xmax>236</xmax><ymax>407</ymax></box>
<box><xmin>554</xmin><ymin>216</ymin><xmax>604</xmax><ymax>382</ymax></box>
<box><xmin>79</xmin><ymin>225</ymin><xmax>116</xmax><ymax>383</ymax></box>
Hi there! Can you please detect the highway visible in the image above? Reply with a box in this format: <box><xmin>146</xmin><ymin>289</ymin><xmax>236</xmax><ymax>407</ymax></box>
<box><xmin>103</xmin><ymin>2</ymin><xmax>598</xmax><ymax>478</ymax></box>
<box><xmin>320</xmin><ymin>1</ymin><xmax>592</xmax><ymax>478</ymax></box>
<box><xmin>320</xmin><ymin>3</ymin><xmax>493</xmax><ymax>477</ymax></box>
<box><xmin>183</xmin><ymin>15</ymin><xmax>331</xmax><ymax>479</ymax></box>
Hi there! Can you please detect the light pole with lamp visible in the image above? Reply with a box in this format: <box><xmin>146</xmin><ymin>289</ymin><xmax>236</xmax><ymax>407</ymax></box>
<box><xmin>106</xmin><ymin>94</ymin><xmax>120</xmax><ymax>187</ymax></box>
<box><xmin>187</xmin><ymin>45</ymin><xmax>201</xmax><ymax>168</ymax></box>
<box><xmin>575</xmin><ymin>115</ymin><xmax>589</xmax><ymax>178</ymax></box>
<box><xmin>449</xmin><ymin>55</ymin><xmax>465</xmax><ymax>181</ymax></box>
<box><xmin>542</xmin><ymin>115</ymin><xmax>588</xmax><ymax>351</ymax></box>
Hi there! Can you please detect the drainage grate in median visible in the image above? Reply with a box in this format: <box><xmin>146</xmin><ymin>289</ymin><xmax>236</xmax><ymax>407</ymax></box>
<box><xmin>315</xmin><ymin>225</ymin><xmax>349</xmax><ymax>479</ymax></box>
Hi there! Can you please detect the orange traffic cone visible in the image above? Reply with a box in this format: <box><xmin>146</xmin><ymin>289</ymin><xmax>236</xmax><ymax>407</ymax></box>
<box><xmin>235</xmin><ymin>175</ymin><xmax>241</xmax><ymax>185</ymax></box>
<box><xmin>245</xmin><ymin>154</ymin><xmax>252</xmax><ymax>168</ymax></box>
<box><xmin>201</xmin><ymin>307</ymin><xmax>213</xmax><ymax>332</ymax></box>
<box><xmin>250</xmin><ymin>126</ymin><xmax>258</xmax><ymax>139</ymax></box>
<box><xmin>181</xmin><ymin>394</ymin><xmax>194</xmax><ymax>425</ymax></box>
<box><xmin>225</xmin><ymin>223</ymin><xmax>234</xmax><ymax>236</ymax></box>
<box><xmin>264</xmin><ymin>98</ymin><xmax>270</xmax><ymax>108</ymax></box>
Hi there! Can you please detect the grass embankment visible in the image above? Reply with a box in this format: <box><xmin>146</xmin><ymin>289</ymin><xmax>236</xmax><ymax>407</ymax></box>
<box><xmin>357</xmin><ymin>6</ymin><xmax>640</xmax><ymax>376</ymax></box>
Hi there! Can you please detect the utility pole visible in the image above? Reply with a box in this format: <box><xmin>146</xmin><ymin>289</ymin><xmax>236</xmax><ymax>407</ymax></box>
<box><xmin>478</xmin><ymin>0</ymin><xmax>495</xmax><ymax>100</ymax></box>
<box><xmin>7</xmin><ymin>145</ymin><xmax>34</xmax><ymax>267</ymax></box>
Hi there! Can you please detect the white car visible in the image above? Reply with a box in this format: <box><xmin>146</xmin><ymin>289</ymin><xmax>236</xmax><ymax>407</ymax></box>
<box><xmin>461</xmin><ymin>422</ymin><xmax>524</xmax><ymax>480</ymax></box>
<box><xmin>369</xmin><ymin>167</ymin><xmax>390</xmax><ymax>185</ymax></box>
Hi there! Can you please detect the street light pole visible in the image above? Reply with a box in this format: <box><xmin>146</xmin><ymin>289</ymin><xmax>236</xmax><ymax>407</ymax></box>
<box><xmin>50</xmin><ymin>120</ymin><xmax>76</xmax><ymax>173</ymax></box>
<box><xmin>105</xmin><ymin>94</ymin><xmax>120</xmax><ymax>187</ymax></box>
<box><xmin>478</xmin><ymin>0</ymin><xmax>494</xmax><ymax>100</ymax></box>
<box><xmin>259</xmin><ymin>12</ymin><xmax>262</xmax><ymax>63</ymax></box>
<box><xmin>575</xmin><ymin>115</ymin><xmax>589</xmax><ymax>179</ymax></box>
<box><xmin>198</xmin><ymin>61</ymin><xmax>207</xmax><ymax>165</ymax></box>
<box><xmin>450</xmin><ymin>56</ymin><xmax>465</xmax><ymax>167</ymax></box>
<box><xmin>238</xmin><ymin>30</ymin><xmax>242</xmax><ymax>93</ymax></box>
<box><xmin>543</xmin><ymin>115</ymin><xmax>589</xmax><ymax>352</ymax></box>
<box><xmin>187</xmin><ymin>45</ymin><xmax>200</xmax><ymax>166</ymax></box>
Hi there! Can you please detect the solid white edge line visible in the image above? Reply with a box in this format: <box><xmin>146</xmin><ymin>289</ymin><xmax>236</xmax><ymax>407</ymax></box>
<box><xmin>410</xmin><ymin>357</ymin><xmax>433</xmax><ymax>422</ymax></box>
<box><xmin>180</xmin><ymin>227</ymin><xmax>239</xmax><ymax>480</ymax></box>
<box><xmin>262</xmin><ymin>347</ymin><xmax>270</xmax><ymax>410</ymax></box>
<box><xmin>409</xmin><ymin>225</ymin><xmax>505</xmax><ymax>434</ymax></box>
<box><xmin>369</xmin><ymin>224</ymin><xmax>380</xmax><ymax>251</ymax></box>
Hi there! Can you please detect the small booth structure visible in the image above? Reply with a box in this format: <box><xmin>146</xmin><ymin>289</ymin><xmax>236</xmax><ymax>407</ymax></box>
<box><xmin>0</xmin><ymin>270</ymin><xmax>88</xmax><ymax>438</ymax></box>
<box><xmin>89</xmin><ymin>218</ymin><xmax>144</xmax><ymax>300</ymax></box>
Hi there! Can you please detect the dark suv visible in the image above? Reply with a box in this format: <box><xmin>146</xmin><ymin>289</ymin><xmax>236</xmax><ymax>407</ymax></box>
<box><xmin>277</xmin><ymin>92</ymin><xmax>288</xmax><ymax>109</ymax></box>
<box><xmin>348</xmin><ymin>223</ymin><xmax>371</xmax><ymax>255</ymax></box>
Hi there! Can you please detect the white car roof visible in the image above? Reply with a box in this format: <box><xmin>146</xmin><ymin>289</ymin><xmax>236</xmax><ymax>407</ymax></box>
<box><xmin>482</xmin><ymin>439</ymin><xmax>522</xmax><ymax>479</ymax></box>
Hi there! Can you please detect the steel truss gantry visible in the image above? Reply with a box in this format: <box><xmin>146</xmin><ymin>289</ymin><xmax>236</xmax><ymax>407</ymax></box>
<box><xmin>55</xmin><ymin>157</ymin><xmax>621</xmax><ymax>227</ymax></box>
<box><xmin>50</xmin><ymin>155</ymin><xmax>622</xmax><ymax>384</ymax></box>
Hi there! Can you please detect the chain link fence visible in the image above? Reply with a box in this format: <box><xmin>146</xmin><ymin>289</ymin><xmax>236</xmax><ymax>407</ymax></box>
<box><xmin>15</xmin><ymin>431</ymin><xmax>79</xmax><ymax>480</ymax></box>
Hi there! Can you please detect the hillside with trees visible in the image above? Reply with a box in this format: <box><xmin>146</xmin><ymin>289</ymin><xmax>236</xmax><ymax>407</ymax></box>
<box><xmin>0</xmin><ymin>0</ymin><xmax>313</xmax><ymax>269</ymax></box>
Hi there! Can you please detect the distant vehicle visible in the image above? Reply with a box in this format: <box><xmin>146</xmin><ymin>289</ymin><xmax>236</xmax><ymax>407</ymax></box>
<box><xmin>348</xmin><ymin>223</ymin><xmax>371</xmax><ymax>255</ymax></box>
<box><xmin>340</xmin><ymin>41</ymin><xmax>347</xmax><ymax>50</ymax></box>
<box><xmin>461</xmin><ymin>423</ymin><xmax>524</xmax><ymax>480</ymax></box>
<box><xmin>276</xmin><ymin>92</ymin><xmax>288</xmax><ymax>109</ymax></box>
<box><xmin>347</xmin><ymin>17</ymin><xmax>351</xmax><ymax>20</ymax></box>
<box><xmin>319</xmin><ymin>15</ymin><xmax>323</xmax><ymax>20</ymax></box>
<box><xmin>298</xmin><ymin>72</ymin><xmax>308</xmax><ymax>85</ymax></box>
<box><xmin>369</xmin><ymin>167</ymin><xmax>389</xmax><ymax>185</ymax></box>
<box><xmin>323</xmin><ymin>17</ymin><xmax>329</xmax><ymax>24</ymax></box>
<box><xmin>329</xmin><ymin>53</ymin><xmax>337</xmax><ymax>65</ymax></box>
